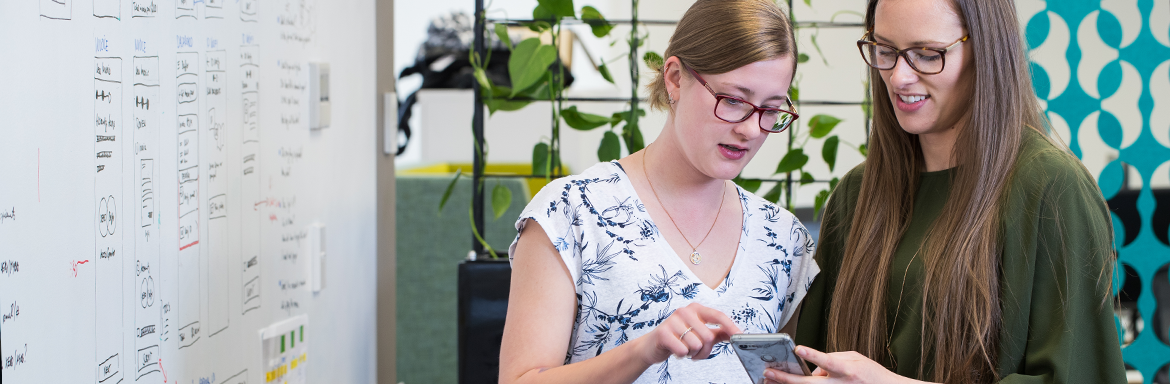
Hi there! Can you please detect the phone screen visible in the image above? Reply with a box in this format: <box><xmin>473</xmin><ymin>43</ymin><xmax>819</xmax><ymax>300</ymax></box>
<box><xmin>730</xmin><ymin>333</ymin><xmax>810</xmax><ymax>383</ymax></box>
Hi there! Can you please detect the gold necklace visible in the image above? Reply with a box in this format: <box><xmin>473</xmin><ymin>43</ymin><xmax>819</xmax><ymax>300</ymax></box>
<box><xmin>641</xmin><ymin>144</ymin><xmax>726</xmax><ymax>265</ymax></box>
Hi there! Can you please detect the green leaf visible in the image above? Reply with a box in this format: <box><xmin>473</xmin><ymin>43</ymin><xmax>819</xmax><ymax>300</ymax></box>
<box><xmin>813</xmin><ymin>189</ymin><xmax>831</xmax><ymax>220</ymax></box>
<box><xmin>732</xmin><ymin>176</ymin><xmax>762</xmax><ymax>193</ymax></box>
<box><xmin>509</xmin><ymin>38</ymin><xmax>558</xmax><ymax>97</ymax></box>
<box><xmin>473</xmin><ymin>67</ymin><xmax>492</xmax><ymax>90</ymax></box>
<box><xmin>598</xmin><ymin>61</ymin><xmax>615</xmax><ymax>84</ymax></box>
<box><xmin>488</xmin><ymin>84</ymin><xmax>513</xmax><ymax>98</ymax></box>
<box><xmin>788</xmin><ymin>86</ymin><xmax>800</xmax><ymax>102</ymax></box>
<box><xmin>562</xmin><ymin>105</ymin><xmax>611</xmax><ymax>130</ymax></box>
<box><xmin>532</xmin><ymin>142</ymin><xmax>550</xmax><ymax>177</ymax></box>
<box><xmin>579</xmin><ymin>5</ymin><xmax>603</xmax><ymax>19</ymax></box>
<box><xmin>810</xmin><ymin>33</ymin><xmax>829</xmax><ymax>66</ymax></box>
<box><xmin>642</xmin><ymin>51</ymin><xmax>664</xmax><ymax>70</ymax></box>
<box><xmin>822</xmin><ymin>135</ymin><xmax>839</xmax><ymax>171</ymax></box>
<box><xmin>515</xmin><ymin>81</ymin><xmax>551</xmax><ymax>100</ymax></box>
<box><xmin>622</xmin><ymin>120</ymin><xmax>645</xmax><ymax>154</ymax></box>
<box><xmin>580</xmin><ymin>6</ymin><xmax>614</xmax><ymax>37</ymax></box>
<box><xmin>800</xmin><ymin>171</ymin><xmax>815</xmax><ymax>186</ymax></box>
<box><xmin>762</xmin><ymin>183</ymin><xmax>783</xmax><ymax>204</ymax></box>
<box><xmin>533</xmin><ymin>4</ymin><xmax>554</xmax><ymax>21</ymax></box>
<box><xmin>438</xmin><ymin>168</ymin><xmax>463</xmax><ymax>213</ymax></box>
<box><xmin>858</xmin><ymin>143</ymin><xmax>869</xmax><ymax>157</ymax></box>
<box><xmin>525</xmin><ymin>20</ymin><xmax>552</xmax><ymax>33</ymax></box>
<box><xmin>804</xmin><ymin>0</ymin><xmax>812</xmax><ymax>6</ymax></box>
<box><xmin>531</xmin><ymin>142</ymin><xmax>563</xmax><ymax>176</ymax></box>
<box><xmin>492</xmin><ymin>182</ymin><xmax>513</xmax><ymax>220</ymax></box>
<box><xmin>775</xmin><ymin>148</ymin><xmax>809</xmax><ymax>174</ymax></box>
<box><xmin>610</xmin><ymin>111</ymin><xmax>625</xmax><ymax>127</ymax></box>
<box><xmin>494</xmin><ymin>24</ymin><xmax>513</xmax><ymax>49</ymax></box>
<box><xmin>797</xmin><ymin>53</ymin><xmax>810</xmax><ymax>63</ymax></box>
<box><xmin>808</xmin><ymin>114</ymin><xmax>842</xmax><ymax>138</ymax></box>
<box><xmin>485</xmin><ymin>98</ymin><xmax>531</xmax><ymax>115</ymax></box>
<box><xmin>598</xmin><ymin>131</ymin><xmax>621</xmax><ymax>162</ymax></box>
<box><xmin>861</xmin><ymin>100</ymin><xmax>872</xmax><ymax>119</ymax></box>
<box><xmin>612</xmin><ymin>108</ymin><xmax>644</xmax><ymax>127</ymax></box>
<box><xmin>537</xmin><ymin>0</ymin><xmax>575</xmax><ymax>19</ymax></box>
<box><xmin>829</xmin><ymin>177</ymin><xmax>840</xmax><ymax>191</ymax></box>
<box><xmin>484</xmin><ymin>84</ymin><xmax>532</xmax><ymax>114</ymax></box>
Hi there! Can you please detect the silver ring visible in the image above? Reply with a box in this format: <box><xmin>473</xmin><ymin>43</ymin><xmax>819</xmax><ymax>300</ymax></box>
<box><xmin>679</xmin><ymin>326</ymin><xmax>694</xmax><ymax>340</ymax></box>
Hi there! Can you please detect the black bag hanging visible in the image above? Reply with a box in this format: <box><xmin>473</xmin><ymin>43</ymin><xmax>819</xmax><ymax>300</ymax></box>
<box><xmin>396</xmin><ymin>11</ymin><xmax>571</xmax><ymax>156</ymax></box>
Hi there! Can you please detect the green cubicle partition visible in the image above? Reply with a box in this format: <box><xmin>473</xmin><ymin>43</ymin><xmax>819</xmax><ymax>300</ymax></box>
<box><xmin>396</xmin><ymin>175</ymin><xmax>529</xmax><ymax>384</ymax></box>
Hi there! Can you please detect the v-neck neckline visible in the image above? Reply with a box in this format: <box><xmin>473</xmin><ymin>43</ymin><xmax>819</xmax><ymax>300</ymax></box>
<box><xmin>608</xmin><ymin>161</ymin><xmax>747</xmax><ymax>292</ymax></box>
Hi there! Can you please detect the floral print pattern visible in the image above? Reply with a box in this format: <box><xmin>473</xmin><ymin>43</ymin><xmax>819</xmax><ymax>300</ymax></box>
<box><xmin>510</xmin><ymin>162</ymin><xmax>819</xmax><ymax>383</ymax></box>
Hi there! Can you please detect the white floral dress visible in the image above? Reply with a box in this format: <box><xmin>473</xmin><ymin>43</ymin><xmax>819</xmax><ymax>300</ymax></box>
<box><xmin>509</xmin><ymin>161</ymin><xmax>820</xmax><ymax>384</ymax></box>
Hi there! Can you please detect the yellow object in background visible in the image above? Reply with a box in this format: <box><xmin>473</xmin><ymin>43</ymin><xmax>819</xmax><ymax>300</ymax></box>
<box><xmin>401</xmin><ymin>163</ymin><xmax>570</xmax><ymax>200</ymax></box>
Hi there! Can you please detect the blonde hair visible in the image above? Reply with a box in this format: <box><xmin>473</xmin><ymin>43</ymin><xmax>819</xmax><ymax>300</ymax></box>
<box><xmin>646</xmin><ymin>0</ymin><xmax>797</xmax><ymax>111</ymax></box>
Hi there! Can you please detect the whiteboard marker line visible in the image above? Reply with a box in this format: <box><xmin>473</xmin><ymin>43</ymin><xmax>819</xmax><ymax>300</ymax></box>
<box><xmin>159</xmin><ymin>358</ymin><xmax>168</xmax><ymax>382</ymax></box>
<box><xmin>179</xmin><ymin>240</ymin><xmax>199</xmax><ymax>251</ymax></box>
<box><xmin>71</xmin><ymin>259</ymin><xmax>90</xmax><ymax>277</ymax></box>
<box><xmin>38</xmin><ymin>148</ymin><xmax>41</xmax><ymax>202</ymax></box>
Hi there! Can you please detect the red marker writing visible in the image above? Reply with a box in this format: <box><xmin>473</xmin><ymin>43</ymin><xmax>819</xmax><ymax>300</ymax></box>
<box><xmin>159</xmin><ymin>358</ymin><xmax>168</xmax><ymax>382</ymax></box>
<box><xmin>71</xmin><ymin>260</ymin><xmax>90</xmax><ymax>277</ymax></box>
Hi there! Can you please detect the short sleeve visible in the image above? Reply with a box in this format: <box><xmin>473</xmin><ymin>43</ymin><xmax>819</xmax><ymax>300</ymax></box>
<box><xmin>780</xmin><ymin>218</ymin><xmax>820</xmax><ymax>328</ymax></box>
<box><xmin>508</xmin><ymin>178</ymin><xmax>583</xmax><ymax>285</ymax></box>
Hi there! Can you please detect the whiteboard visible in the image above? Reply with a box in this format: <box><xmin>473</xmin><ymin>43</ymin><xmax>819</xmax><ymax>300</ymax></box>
<box><xmin>0</xmin><ymin>1</ymin><xmax>378</xmax><ymax>383</ymax></box>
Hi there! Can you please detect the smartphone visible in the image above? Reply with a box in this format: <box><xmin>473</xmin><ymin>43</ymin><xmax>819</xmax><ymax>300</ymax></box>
<box><xmin>730</xmin><ymin>333</ymin><xmax>810</xmax><ymax>383</ymax></box>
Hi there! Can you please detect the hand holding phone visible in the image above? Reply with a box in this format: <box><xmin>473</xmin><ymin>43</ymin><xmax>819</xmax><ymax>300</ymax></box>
<box><xmin>730</xmin><ymin>333</ymin><xmax>810</xmax><ymax>383</ymax></box>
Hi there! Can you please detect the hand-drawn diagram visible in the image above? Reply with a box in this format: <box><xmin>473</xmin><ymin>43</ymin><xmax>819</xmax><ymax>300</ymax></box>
<box><xmin>205</xmin><ymin>0</ymin><xmax>224</xmax><ymax>19</ymax></box>
<box><xmin>130</xmin><ymin>0</ymin><xmax>158</xmax><ymax>18</ymax></box>
<box><xmin>97</xmin><ymin>196</ymin><xmax>117</xmax><ymax>238</ymax></box>
<box><xmin>240</xmin><ymin>44</ymin><xmax>262</xmax><ymax>315</ymax></box>
<box><xmin>94</xmin><ymin>56</ymin><xmax>124</xmax><ymax>384</ymax></box>
<box><xmin>205</xmin><ymin>49</ymin><xmax>230</xmax><ymax>337</ymax></box>
<box><xmin>240</xmin><ymin>0</ymin><xmax>257</xmax><ymax>22</ymax></box>
<box><xmin>40</xmin><ymin>0</ymin><xmax>71</xmax><ymax>20</ymax></box>
<box><xmin>176</xmin><ymin>0</ymin><xmax>196</xmax><ymax>19</ymax></box>
<box><xmin>176</xmin><ymin>51</ymin><xmax>202</xmax><ymax>349</ymax></box>
<box><xmin>132</xmin><ymin>55</ymin><xmax>162</xmax><ymax>380</ymax></box>
<box><xmin>94</xmin><ymin>0</ymin><xmax>119</xmax><ymax>19</ymax></box>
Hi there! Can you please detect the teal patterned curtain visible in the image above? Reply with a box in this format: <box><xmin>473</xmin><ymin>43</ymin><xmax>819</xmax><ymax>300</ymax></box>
<box><xmin>1021</xmin><ymin>0</ymin><xmax>1170</xmax><ymax>381</ymax></box>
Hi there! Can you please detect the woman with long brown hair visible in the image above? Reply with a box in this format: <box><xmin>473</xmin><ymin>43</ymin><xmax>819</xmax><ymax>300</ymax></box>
<box><xmin>499</xmin><ymin>1</ymin><xmax>819</xmax><ymax>383</ymax></box>
<box><xmin>773</xmin><ymin>0</ymin><xmax>1127</xmax><ymax>383</ymax></box>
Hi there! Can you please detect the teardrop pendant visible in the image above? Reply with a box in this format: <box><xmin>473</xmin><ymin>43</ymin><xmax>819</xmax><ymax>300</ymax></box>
<box><xmin>690</xmin><ymin>251</ymin><xmax>702</xmax><ymax>265</ymax></box>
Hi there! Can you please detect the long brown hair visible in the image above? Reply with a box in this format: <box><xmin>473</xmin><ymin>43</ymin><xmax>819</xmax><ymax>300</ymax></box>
<box><xmin>825</xmin><ymin>0</ymin><xmax>1045</xmax><ymax>382</ymax></box>
<box><xmin>646</xmin><ymin>0</ymin><xmax>796</xmax><ymax>111</ymax></box>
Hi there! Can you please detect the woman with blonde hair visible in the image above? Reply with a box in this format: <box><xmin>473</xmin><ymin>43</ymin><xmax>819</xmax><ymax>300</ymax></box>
<box><xmin>499</xmin><ymin>0</ymin><xmax>819</xmax><ymax>383</ymax></box>
<box><xmin>774</xmin><ymin>0</ymin><xmax>1127</xmax><ymax>383</ymax></box>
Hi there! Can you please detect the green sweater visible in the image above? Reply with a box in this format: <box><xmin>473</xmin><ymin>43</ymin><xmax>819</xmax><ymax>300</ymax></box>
<box><xmin>796</xmin><ymin>129</ymin><xmax>1127</xmax><ymax>383</ymax></box>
